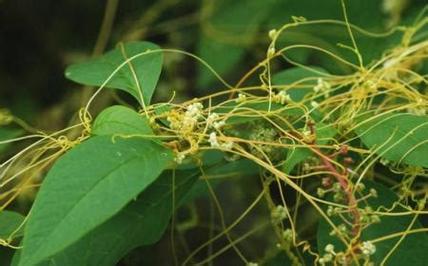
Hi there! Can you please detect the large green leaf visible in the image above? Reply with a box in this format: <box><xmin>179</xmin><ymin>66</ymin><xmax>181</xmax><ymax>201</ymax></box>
<box><xmin>18</xmin><ymin>136</ymin><xmax>173</xmax><ymax>266</ymax></box>
<box><xmin>18</xmin><ymin>158</ymin><xmax>259</xmax><ymax>265</ymax></box>
<box><xmin>355</xmin><ymin>113</ymin><xmax>428</xmax><ymax>167</ymax></box>
<box><xmin>25</xmin><ymin>169</ymin><xmax>199</xmax><ymax>266</ymax></box>
<box><xmin>65</xmin><ymin>42</ymin><xmax>162</xmax><ymax>105</ymax></box>
<box><xmin>92</xmin><ymin>105</ymin><xmax>153</xmax><ymax>136</ymax></box>
<box><xmin>318</xmin><ymin>181</ymin><xmax>428</xmax><ymax>265</ymax></box>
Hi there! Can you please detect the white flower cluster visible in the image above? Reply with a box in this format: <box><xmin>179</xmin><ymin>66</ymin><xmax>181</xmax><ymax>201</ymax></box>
<box><xmin>167</xmin><ymin>102</ymin><xmax>204</xmax><ymax>132</ymax></box>
<box><xmin>407</xmin><ymin>99</ymin><xmax>426</xmax><ymax>116</ymax></box>
<box><xmin>407</xmin><ymin>107</ymin><xmax>426</xmax><ymax>116</ymax></box>
<box><xmin>236</xmin><ymin>93</ymin><xmax>247</xmax><ymax>103</ymax></box>
<box><xmin>208</xmin><ymin>132</ymin><xmax>233</xmax><ymax>150</ymax></box>
<box><xmin>324</xmin><ymin>244</ymin><xmax>335</xmax><ymax>254</ymax></box>
<box><xmin>319</xmin><ymin>243</ymin><xmax>336</xmax><ymax>264</ymax></box>
<box><xmin>272</xmin><ymin>91</ymin><xmax>291</xmax><ymax>105</ymax></box>
<box><xmin>271</xmin><ymin>205</ymin><xmax>288</xmax><ymax>223</ymax></box>
<box><xmin>183</xmin><ymin>102</ymin><xmax>204</xmax><ymax>128</ymax></box>
<box><xmin>313</xmin><ymin>78</ymin><xmax>331</xmax><ymax>98</ymax></box>
<box><xmin>361</xmin><ymin>241</ymin><xmax>376</xmax><ymax>256</ymax></box>
<box><xmin>207</xmin><ymin>112</ymin><xmax>226</xmax><ymax>130</ymax></box>
<box><xmin>208</xmin><ymin>132</ymin><xmax>219</xmax><ymax>147</ymax></box>
<box><xmin>310</xmin><ymin>100</ymin><xmax>319</xmax><ymax>109</ymax></box>
<box><xmin>318</xmin><ymin>254</ymin><xmax>333</xmax><ymax>265</ymax></box>
<box><xmin>174</xmin><ymin>153</ymin><xmax>186</xmax><ymax>164</ymax></box>
<box><xmin>329</xmin><ymin>224</ymin><xmax>348</xmax><ymax>236</ymax></box>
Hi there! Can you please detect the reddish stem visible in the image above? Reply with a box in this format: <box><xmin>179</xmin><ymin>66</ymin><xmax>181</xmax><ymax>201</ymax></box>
<box><xmin>307</xmin><ymin>122</ymin><xmax>361</xmax><ymax>238</ymax></box>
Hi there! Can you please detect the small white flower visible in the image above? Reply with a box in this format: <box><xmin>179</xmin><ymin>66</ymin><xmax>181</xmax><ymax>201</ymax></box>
<box><xmin>169</xmin><ymin>102</ymin><xmax>204</xmax><ymax>131</ymax></box>
<box><xmin>185</xmin><ymin>102</ymin><xmax>204</xmax><ymax>118</ymax></box>
<box><xmin>379</xmin><ymin>158</ymin><xmax>390</xmax><ymax>166</ymax></box>
<box><xmin>313</xmin><ymin>78</ymin><xmax>331</xmax><ymax>98</ymax></box>
<box><xmin>371</xmin><ymin>215</ymin><xmax>381</xmax><ymax>223</ymax></box>
<box><xmin>275</xmin><ymin>90</ymin><xmax>292</xmax><ymax>104</ymax></box>
<box><xmin>310</xmin><ymin>100</ymin><xmax>319</xmax><ymax>108</ymax></box>
<box><xmin>361</xmin><ymin>241</ymin><xmax>376</xmax><ymax>256</ymax></box>
<box><xmin>207</xmin><ymin>112</ymin><xmax>226</xmax><ymax>129</ymax></box>
<box><xmin>325</xmin><ymin>244</ymin><xmax>335</xmax><ymax>254</ymax></box>
<box><xmin>208</xmin><ymin>132</ymin><xmax>220</xmax><ymax>148</ymax></box>
<box><xmin>319</xmin><ymin>253</ymin><xmax>333</xmax><ymax>265</ymax></box>
<box><xmin>206</xmin><ymin>112</ymin><xmax>219</xmax><ymax>125</ymax></box>
<box><xmin>313</xmin><ymin>80</ymin><xmax>322</xmax><ymax>93</ymax></box>
<box><xmin>222</xmin><ymin>141</ymin><xmax>234</xmax><ymax>150</ymax></box>
<box><xmin>330</xmin><ymin>224</ymin><xmax>348</xmax><ymax>236</ymax></box>
<box><xmin>182</xmin><ymin>115</ymin><xmax>197</xmax><ymax>130</ymax></box>
<box><xmin>370</xmin><ymin>188</ymin><xmax>378</xmax><ymax>198</ymax></box>
<box><xmin>302</xmin><ymin>129</ymin><xmax>311</xmax><ymax>138</ymax></box>
<box><xmin>327</xmin><ymin>206</ymin><xmax>335</xmax><ymax>216</ymax></box>
<box><xmin>303</xmin><ymin>162</ymin><xmax>311</xmax><ymax>172</ymax></box>
<box><xmin>317</xmin><ymin>188</ymin><xmax>326</xmax><ymax>198</ymax></box>
<box><xmin>407</xmin><ymin>107</ymin><xmax>426</xmax><ymax>116</ymax></box>
<box><xmin>213</xmin><ymin>120</ymin><xmax>226</xmax><ymax>130</ymax></box>
<box><xmin>236</xmin><ymin>93</ymin><xmax>247</xmax><ymax>103</ymax></box>
<box><xmin>383</xmin><ymin>57</ymin><xmax>398</xmax><ymax>68</ymax></box>
<box><xmin>175</xmin><ymin>153</ymin><xmax>186</xmax><ymax>164</ymax></box>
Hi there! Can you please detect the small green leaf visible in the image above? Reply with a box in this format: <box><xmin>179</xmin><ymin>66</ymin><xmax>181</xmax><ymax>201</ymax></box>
<box><xmin>19</xmin><ymin>136</ymin><xmax>173</xmax><ymax>266</ymax></box>
<box><xmin>0</xmin><ymin>211</ymin><xmax>25</xmax><ymax>240</ymax></box>
<box><xmin>92</xmin><ymin>105</ymin><xmax>153</xmax><ymax>136</ymax></box>
<box><xmin>317</xmin><ymin>181</ymin><xmax>428</xmax><ymax>265</ymax></box>
<box><xmin>355</xmin><ymin>113</ymin><xmax>428</xmax><ymax>167</ymax></box>
<box><xmin>65</xmin><ymin>42</ymin><xmax>162</xmax><ymax>105</ymax></box>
